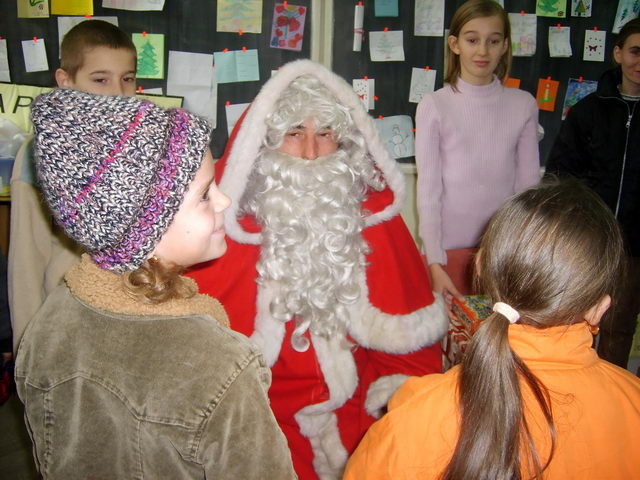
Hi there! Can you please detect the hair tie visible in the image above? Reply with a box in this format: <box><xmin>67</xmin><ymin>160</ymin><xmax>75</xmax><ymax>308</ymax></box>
<box><xmin>493</xmin><ymin>302</ymin><xmax>520</xmax><ymax>324</ymax></box>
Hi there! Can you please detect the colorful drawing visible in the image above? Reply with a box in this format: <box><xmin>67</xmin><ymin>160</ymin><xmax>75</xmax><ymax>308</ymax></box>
<box><xmin>414</xmin><ymin>0</ymin><xmax>444</xmax><ymax>36</ymax></box>
<box><xmin>536</xmin><ymin>78</ymin><xmax>560</xmax><ymax>112</ymax></box>
<box><xmin>583</xmin><ymin>29</ymin><xmax>606</xmax><ymax>61</ymax></box>
<box><xmin>270</xmin><ymin>3</ymin><xmax>307</xmax><ymax>51</ymax></box>
<box><xmin>17</xmin><ymin>0</ymin><xmax>49</xmax><ymax>18</ymax></box>
<box><xmin>571</xmin><ymin>0</ymin><xmax>592</xmax><ymax>17</ymax></box>
<box><xmin>549</xmin><ymin>26</ymin><xmax>572</xmax><ymax>57</ymax></box>
<box><xmin>132</xmin><ymin>33</ymin><xmax>165</xmax><ymax>79</ymax></box>
<box><xmin>536</xmin><ymin>0</ymin><xmax>567</xmax><ymax>17</ymax></box>
<box><xmin>217</xmin><ymin>0</ymin><xmax>263</xmax><ymax>34</ymax></box>
<box><xmin>562</xmin><ymin>78</ymin><xmax>597</xmax><ymax>119</ymax></box>
<box><xmin>509</xmin><ymin>13</ymin><xmax>537</xmax><ymax>56</ymax></box>
<box><xmin>375</xmin><ymin>115</ymin><xmax>415</xmax><ymax>160</ymax></box>
<box><xmin>612</xmin><ymin>0</ymin><xmax>640</xmax><ymax>34</ymax></box>
<box><xmin>505</xmin><ymin>77</ymin><xmax>521</xmax><ymax>89</ymax></box>
<box><xmin>353</xmin><ymin>78</ymin><xmax>375</xmax><ymax>110</ymax></box>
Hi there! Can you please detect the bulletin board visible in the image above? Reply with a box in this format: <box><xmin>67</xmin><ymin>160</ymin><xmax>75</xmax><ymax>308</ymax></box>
<box><xmin>332</xmin><ymin>0</ymin><xmax>624</xmax><ymax>164</ymax></box>
<box><xmin>0</xmin><ymin>0</ymin><xmax>312</xmax><ymax>158</ymax></box>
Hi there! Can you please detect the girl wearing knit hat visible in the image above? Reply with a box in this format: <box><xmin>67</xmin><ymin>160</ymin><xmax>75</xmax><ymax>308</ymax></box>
<box><xmin>14</xmin><ymin>88</ymin><xmax>296</xmax><ymax>479</ymax></box>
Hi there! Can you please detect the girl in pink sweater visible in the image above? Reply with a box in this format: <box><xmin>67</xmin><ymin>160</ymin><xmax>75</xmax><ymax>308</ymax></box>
<box><xmin>416</xmin><ymin>0</ymin><xmax>539</xmax><ymax>302</ymax></box>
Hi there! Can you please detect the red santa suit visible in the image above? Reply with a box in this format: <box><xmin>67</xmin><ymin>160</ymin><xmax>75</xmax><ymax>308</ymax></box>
<box><xmin>187</xmin><ymin>60</ymin><xmax>448</xmax><ymax>480</ymax></box>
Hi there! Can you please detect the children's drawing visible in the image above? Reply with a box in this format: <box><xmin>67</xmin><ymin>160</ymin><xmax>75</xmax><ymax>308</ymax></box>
<box><xmin>369</xmin><ymin>31</ymin><xmax>405</xmax><ymax>61</ymax></box>
<box><xmin>536</xmin><ymin>0</ymin><xmax>567</xmax><ymax>17</ymax></box>
<box><xmin>132</xmin><ymin>33</ymin><xmax>165</xmax><ymax>79</ymax></box>
<box><xmin>583</xmin><ymin>29</ymin><xmax>606</xmax><ymax>61</ymax></box>
<box><xmin>536</xmin><ymin>78</ymin><xmax>560</xmax><ymax>112</ymax></box>
<box><xmin>375</xmin><ymin>0</ymin><xmax>399</xmax><ymax>17</ymax></box>
<box><xmin>509</xmin><ymin>13</ymin><xmax>537</xmax><ymax>56</ymax></box>
<box><xmin>571</xmin><ymin>0</ymin><xmax>592</xmax><ymax>17</ymax></box>
<box><xmin>353</xmin><ymin>78</ymin><xmax>375</xmax><ymax>111</ymax></box>
<box><xmin>353</xmin><ymin>3</ymin><xmax>365</xmax><ymax>51</ymax></box>
<box><xmin>414</xmin><ymin>0</ymin><xmax>444</xmax><ymax>37</ymax></box>
<box><xmin>375</xmin><ymin>115</ymin><xmax>415</xmax><ymax>160</ymax></box>
<box><xmin>17</xmin><ymin>0</ymin><xmax>49</xmax><ymax>18</ymax></box>
<box><xmin>217</xmin><ymin>0</ymin><xmax>263</xmax><ymax>34</ymax></box>
<box><xmin>270</xmin><ymin>3</ymin><xmax>307</xmax><ymax>51</ymax></box>
<box><xmin>409</xmin><ymin>67</ymin><xmax>436</xmax><ymax>104</ymax></box>
<box><xmin>21</xmin><ymin>38</ymin><xmax>49</xmax><ymax>72</ymax></box>
<box><xmin>51</xmin><ymin>0</ymin><xmax>93</xmax><ymax>16</ymax></box>
<box><xmin>549</xmin><ymin>26</ymin><xmax>572</xmax><ymax>57</ymax></box>
<box><xmin>562</xmin><ymin>78</ymin><xmax>597</xmax><ymax>119</ymax></box>
<box><xmin>612</xmin><ymin>0</ymin><xmax>640</xmax><ymax>34</ymax></box>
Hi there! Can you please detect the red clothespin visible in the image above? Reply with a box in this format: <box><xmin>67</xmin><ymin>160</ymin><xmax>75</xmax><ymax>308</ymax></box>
<box><xmin>358</xmin><ymin>1</ymin><xmax>363</xmax><ymax>5</ymax></box>
<box><xmin>364</xmin><ymin>75</ymin><xmax>369</xmax><ymax>81</ymax></box>
<box><xmin>520</xmin><ymin>10</ymin><xmax>525</xmax><ymax>16</ymax></box>
<box><xmin>594</xmin><ymin>26</ymin><xmax>598</xmax><ymax>32</ymax></box>
<box><xmin>223</xmin><ymin>48</ymin><xmax>229</xmax><ymax>53</ymax></box>
<box><xmin>578</xmin><ymin>76</ymin><xmax>583</xmax><ymax>82</ymax></box>
<box><xmin>412</xmin><ymin>128</ymin><xmax>416</xmax><ymax>133</ymax></box>
<box><xmin>0</xmin><ymin>36</ymin><xmax>3</xmax><ymax>40</ymax></box>
<box><xmin>142</xmin><ymin>31</ymin><xmax>147</xmax><ymax>37</ymax></box>
<box><xmin>373</xmin><ymin>95</ymin><xmax>379</xmax><ymax>101</ymax></box>
<box><xmin>84</xmin><ymin>15</ymin><xmax>92</xmax><ymax>19</ymax></box>
<box><xmin>137</xmin><ymin>86</ymin><xmax>143</xmax><ymax>94</ymax></box>
<box><xmin>383</xmin><ymin>27</ymin><xmax>389</xmax><ymax>32</ymax></box>
<box><xmin>225</xmin><ymin>100</ymin><xmax>231</xmax><ymax>106</ymax></box>
<box><xmin>242</xmin><ymin>46</ymin><xmax>247</xmax><ymax>52</ymax></box>
<box><xmin>238</xmin><ymin>29</ymin><xmax>244</xmax><ymax>36</ymax></box>
<box><xmin>33</xmin><ymin>36</ymin><xmax>38</xmax><ymax>43</ymax></box>
<box><xmin>378</xmin><ymin>115</ymin><xmax>384</xmax><ymax>119</ymax></box>
<box><xmin>425</xmin><ymin>65</ymin><xmax>430</xmax><ymax>71</ymax></box>
<box><xmin>283</xmin><ymin>1</ymin><xmax>288</xmax><ymax>6</ymax></box>
<box><xmin>557</xmin><ymin>24</ymin><xmax>562</xmax><ymax>30</ymax></box>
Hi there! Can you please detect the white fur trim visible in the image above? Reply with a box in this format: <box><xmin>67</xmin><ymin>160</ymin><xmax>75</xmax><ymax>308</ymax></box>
<box><xmin>365</xmin><ymin>374</ymin><xmax>409</xmax><ymax>419</ymax></box>
<box><xmin>348</xmin><ymin>274</ymin><xmax>449</xmax><ymax>353</ymax></box>
<box><xmin>305</xmin><ymin>412</ymin><xmax>349</xmax><ymax>480</ymax></box>
<box><xmin>219</xmin><ymin>59</ymin><xmax>406</xmax><ymax>244</ymax></box>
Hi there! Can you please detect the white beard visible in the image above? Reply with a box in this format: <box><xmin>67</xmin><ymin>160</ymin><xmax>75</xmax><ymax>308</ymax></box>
<box><xmin>242</xmin><ymin>149</ymin><xmax>371</xmax><ymax>352</ymax></box>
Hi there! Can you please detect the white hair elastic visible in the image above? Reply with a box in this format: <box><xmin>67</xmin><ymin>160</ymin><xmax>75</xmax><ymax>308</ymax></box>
<box><xmin>492</xmin><ymin>302</ymin><xmax>520</xmax><ymax>324</ymax></box>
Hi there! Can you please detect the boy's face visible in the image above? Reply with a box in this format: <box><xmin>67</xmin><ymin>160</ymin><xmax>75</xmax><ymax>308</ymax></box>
<box><xmin>56</xmin><ymin>46</ymin><xmax>137</xmax><ymax>97</ymax></box>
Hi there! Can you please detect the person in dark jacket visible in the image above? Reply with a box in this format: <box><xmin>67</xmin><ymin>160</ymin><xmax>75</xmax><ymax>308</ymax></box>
<box><xmin>546</xmin><ymin>18</ymin><xmax>640</xmax><ymax>369</ymax></box>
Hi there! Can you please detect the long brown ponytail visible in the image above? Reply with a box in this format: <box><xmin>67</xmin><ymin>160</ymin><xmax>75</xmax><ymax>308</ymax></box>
<box><xmin>443</xmin><ymin>180</ymin><xmax>624</xmax><ymax>480</ymax></box>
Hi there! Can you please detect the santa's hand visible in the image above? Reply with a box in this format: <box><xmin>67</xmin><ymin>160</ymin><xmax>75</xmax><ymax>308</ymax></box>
<box><xmin>365</xmin><ymin>374</ymin><xmax>410</xmax><ymax>419</ymax></box>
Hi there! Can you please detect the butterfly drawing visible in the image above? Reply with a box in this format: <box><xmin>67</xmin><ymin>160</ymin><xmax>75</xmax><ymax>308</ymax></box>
<box><xmin>588</xmin><ymin>45</ymin><xmax>598</xmax><ymax>51</ymax></box>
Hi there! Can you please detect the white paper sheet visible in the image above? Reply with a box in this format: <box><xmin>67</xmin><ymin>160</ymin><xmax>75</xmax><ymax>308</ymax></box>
<box><xmin>353</xmin><ymin>78</ymin><xmax>375</xmax><ymax>110</ymax></box>
<box><xmin>225</xmin><ymin>102</ymin><xmax>250</xmax><ymax>136</ymax></box>
<box><xmin>353</xmin><ymin>4</ymin><xmax>364</xmax><ymax>52</ymax></box>
<box><xmin>409</xmin><ymin>68</ymin><xmax>436</xmax><ymax>103</ymax></box>
<box><xmin>369</xmin><ymin>31</ymin><xmax>405</xmax><ymax>61</ymax></box>
<box><xmin>414</xmin><ymin>0</ymin><xmax>444</xmax><ymax>37</ymax></box>
<box><xmin>102</xmin><ymin>0</ymin><xmax>165</xmax><ymax>10</ymax></box>
<box><xmin>22</xmin><ymin>39</ymin><xmax>49</xmax><ymax>72</ymax></box>
<box><xmin>509</xmin><ymin>13</ymin><xmax>537</xmax><ymax>56</ymax></box>
<box><xmin>0</xmin><ymin>39</ymin><xmax>10</xmax><ymax>82</ymax></box>
<box><xmin>167</xmin><ymin>51</ymin><xmax>217</xmax><ymax>127</ymax></box>
<box><xmin>583</xmin><ymin>29</ymin><xmax>606</xmax><ymax>61</ymax></box>
<box><xmin>549</xmin><ymin>26</ymin><xmax>572</xmax><ymax>57</ymax></box>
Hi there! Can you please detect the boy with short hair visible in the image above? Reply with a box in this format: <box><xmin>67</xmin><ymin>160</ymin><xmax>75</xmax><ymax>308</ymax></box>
<box><xmin>8</xmin><ymin>19</ymin><xmax>137</xmax><ymax>355</ymax></box>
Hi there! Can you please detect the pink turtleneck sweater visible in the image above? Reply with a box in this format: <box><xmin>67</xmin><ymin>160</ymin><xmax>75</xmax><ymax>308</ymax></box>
<box><xmin>415</xmin><ymin>77</ymin><xmax>540</xmax><ymax>265</ymax></box>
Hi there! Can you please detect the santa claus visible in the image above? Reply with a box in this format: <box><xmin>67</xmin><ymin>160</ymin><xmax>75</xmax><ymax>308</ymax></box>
<box><xmin>187</xmin><ymin>60</ymin><xmax>447</xmax><ymax>480</ymax></box>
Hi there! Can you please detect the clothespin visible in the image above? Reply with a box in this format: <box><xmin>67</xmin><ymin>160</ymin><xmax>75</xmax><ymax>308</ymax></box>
<box><xmin>412</xmin><ymin>128</ymin><xmax>416</xmax><ymax>133</ymax></box>
<box><xmin>241</xmin><ymin>46</ymin><xmax>247</xmax><ymax>52</ymax></box>
<box><xmin>137</xmin><ymin>86</ymin><xmax>143</xmax><ymax>94</ymax></box>
<box><xmin>373</xmin><ymin>95</ymin><xmax>379</xmax><ymax>101</ymax></box>
<box><xmin>378</xmin><ymin>115</ymin><xmax>384</xmax><ymax>119</ymax></box>
<box><xmin>225</xmin><ymin>100</ymin><xmax>231</xmax><ymax>106</ymax></box>
<box><xmin>238</xmin><ymin>29</ymin><xmax>244</xmax><ymax>36</ymax></box>
<box><xmin>223</xmin><ymin>48</ymin><xmax>229</xmax><ymax>53</ymax></box>
<box><xmin>578</xmin><ymin>76</ymin><xmax>583</xmax><ymax>82</ymax></box>
<box><xmin>364</xmin><ymin>75</ymin><xmax>369</xmax><ymax>81</ymax></box>
<box><xmin>84</xmin><ymin>15</ymin><xmax>91</xmax><ymax>19</ymax></box>
<box><xmin>557</xmin><ymin>24</ymin><xmax>562</xmax><ymax>30</ymax></box>
<box><xmin>383</xmin><ymin>27</ymin><xmax>389</xmax><ymax>32</ymax></box>
<box><xmin>425</xmin><ymin>65</ymin><xmax>430</xmax><ymax>71</ymax></box>
<box><xmin>142</xmin><ymin>31</ymin><xmax>147</xmax><ymax>37</ymax></box>
<box><xmin>283</xmin><ymin>1</ymin><xmax>288</xmax><ymax>6</ymax></box>
<box><xmin>520</xmin><ymin>10</ymin><xmax>525</xmax><ymax>16</ymax></box>
<box><xmin>32</xmin><ymin>36</ymin><xmax>38</xmax><ymax>43</ymax></box>
<box><xmin>358</xmin><ymin>1</ymin><xmax>363</xmax><ymax>5</ymax></box>
<box><xmin>594</xmin><ymin>26</ymin><xmax>598</xmax><ymax>32</ymax></box>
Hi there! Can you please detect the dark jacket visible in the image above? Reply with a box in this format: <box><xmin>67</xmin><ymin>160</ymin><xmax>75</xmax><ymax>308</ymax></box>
<box><xmin>546</xmin><ymin>68</ymin><xmax>640</xmax><ymax>256</ymax></box>
<box><xmin>15</xmin><ymin>256</ymin><xmax>296</xmax><ymax>480</ymax></box>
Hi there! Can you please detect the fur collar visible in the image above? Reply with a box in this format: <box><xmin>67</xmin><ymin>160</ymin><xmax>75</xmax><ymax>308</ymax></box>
<box><xmin>65</xmin><ymin>255</ymin><xmax>229</xmax><ymax>327</ymax></box>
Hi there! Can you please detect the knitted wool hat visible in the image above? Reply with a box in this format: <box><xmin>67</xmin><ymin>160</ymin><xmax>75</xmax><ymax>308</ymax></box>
<box><xmin>31</xmin><ymin>88</ymin><xmax>212</xmax><ymax>273</ymax></box>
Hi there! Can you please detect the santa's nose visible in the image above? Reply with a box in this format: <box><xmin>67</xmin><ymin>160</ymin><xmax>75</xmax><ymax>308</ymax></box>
<box><xmin>302</xmin><ymin>136</ymin><xmax>319</xmax><ymax>160</ymax></box>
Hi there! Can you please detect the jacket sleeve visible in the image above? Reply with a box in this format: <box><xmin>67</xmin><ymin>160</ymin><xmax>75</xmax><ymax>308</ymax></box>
<box><xmin>515</xmin><ymin>96</ymin><xmax>541</xmax><ymax>191</ymax></box>
<box><xmin>198</xmin><ymin>353</ymin><xmax>297</xmax><ymax>480</ymax></box>
<box><xmin>415</xmin><ymin>95</ymin><xmax>446</xmax><ymax>266</ymax></box>
<box><xmin>545</xmin><ymin>100</ymin><xmax>591</xmax><ymax>178</ymax></box>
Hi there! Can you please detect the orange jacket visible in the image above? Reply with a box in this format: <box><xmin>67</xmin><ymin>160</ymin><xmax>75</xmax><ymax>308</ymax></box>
<box><xmin>345</xmin><ymin>322</ymin><xmax>640</xmax><ymax>479</ymax></box>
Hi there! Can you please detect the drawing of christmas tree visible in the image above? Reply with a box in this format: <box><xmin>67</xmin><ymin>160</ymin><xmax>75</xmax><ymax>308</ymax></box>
<box><xmin>537</xmin><ymin>0</ymin><xmax>559</xmax><ymax>13</ymax></box>
<box><xmin>219</xmin><ymin>0</ymin><xmax>254</xmax><ymax>20</ymax></box>
<box><xmin>575</xmin><ymin>0</ymin><xmax>587</xmax><ymax>14</ymax></box>
<box><xmin>137</xmin><ymin>41</ymin><xmax>159</xmax><ymax>77</ymax></box>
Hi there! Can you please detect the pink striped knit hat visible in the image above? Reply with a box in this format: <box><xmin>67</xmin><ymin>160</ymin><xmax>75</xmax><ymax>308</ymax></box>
<box><xmin>31</xmin><ymin>88</ymin><xmax>212</xmax><ymax>272</ymax></box>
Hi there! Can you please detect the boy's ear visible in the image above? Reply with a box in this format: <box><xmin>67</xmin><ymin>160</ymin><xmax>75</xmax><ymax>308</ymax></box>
<box><xmin>448</xmin><ymin>35</ymin><xmax>460</xmax><ymax>55</ymax></box>
<box><xmin>55</xmin><ymin>68</ymin><xmax>72</xmax><ymax>88</ymax></box>
<box><xmin>584</xmin><ymin>295</ymin><xmax>611</xmax><ymax>327</ymax></box>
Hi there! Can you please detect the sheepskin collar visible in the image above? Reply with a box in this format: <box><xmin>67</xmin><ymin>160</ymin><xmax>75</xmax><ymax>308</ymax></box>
<box><xmin>65</xmin><ymin>255</ymin><xmax>229</xmax><ymax>327</ymax></box>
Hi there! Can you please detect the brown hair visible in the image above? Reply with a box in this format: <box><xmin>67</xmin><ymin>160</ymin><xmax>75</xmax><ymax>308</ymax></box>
<box><xmin>445</xmin><ymin>0</ymin><xmax>512</xmax><ymax>90</ymax></box>
<box><xmin>60</xmin><ymin>19</ymin><xmax>136</xmax><ymax>79</ymax></box>
<box><xmin>123</xmin><ymin>256</ymin><xmax>197</xmax><ymax>304</ymax></box>
<box><xmin>615</xmin><ymin>17</ymin><xmax>640</xmax><ymax>50</ymax></box>
<box><xmin>442</xmin><ymin>180</ymin><xmax>624</xmax><ymax>480</ymax></box>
